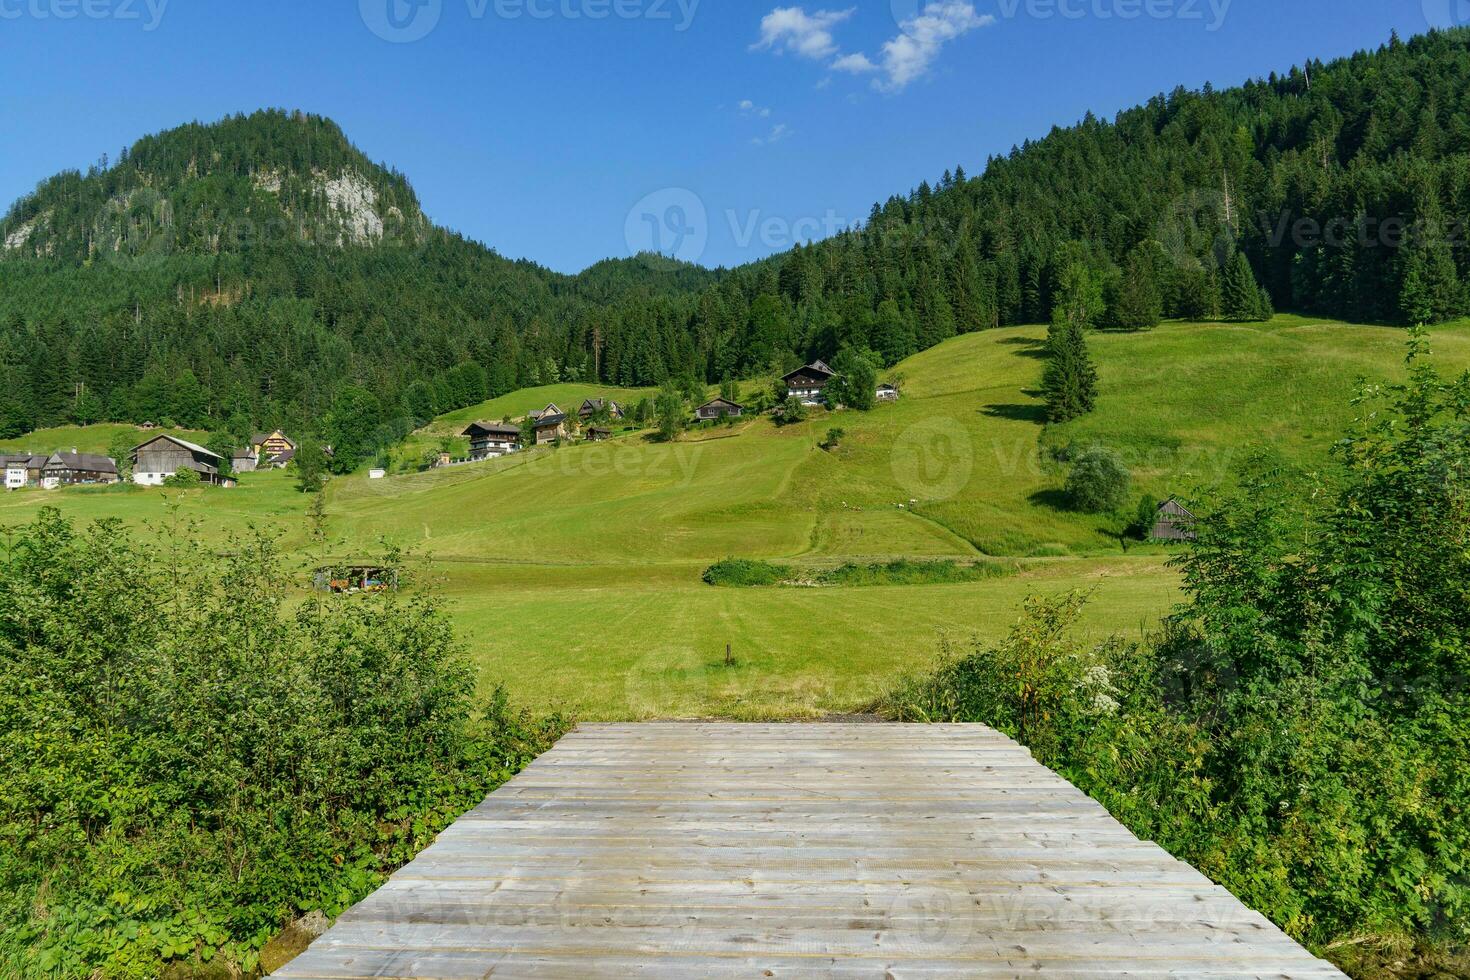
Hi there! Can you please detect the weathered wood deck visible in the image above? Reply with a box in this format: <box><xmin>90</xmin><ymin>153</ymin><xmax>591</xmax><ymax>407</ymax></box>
<box><xmin>276</xmin><ymin>723</ymin><xmax>1343</xmax><ymax>978</ymax></box>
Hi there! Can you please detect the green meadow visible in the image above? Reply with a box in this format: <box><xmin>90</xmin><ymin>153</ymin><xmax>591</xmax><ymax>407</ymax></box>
<box><xmin>3</xmin><ymin>316</ymin><xmax>1466</xmax><ymax>718</ymax></box>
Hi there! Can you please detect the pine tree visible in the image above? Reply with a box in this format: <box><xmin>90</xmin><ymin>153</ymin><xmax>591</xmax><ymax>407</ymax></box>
<box><xmin>1222</xmin><ymin>251</ymin><xmax>1268</xmax><ymax>321</ymax></box>
<box><xmin>1042</xmin><ymin>320</ymin><xmax>1098</xmax><ymax>423</ymax></box>
<box><xmin>1112</xmin><ymin>246</ymin><xmax>1163</xmax><ymax>330</ymax></box>
<box><xmin>1043</xmin><ymin>260</ymin><xmax>1101</xmax><ymax>423</ymax></box>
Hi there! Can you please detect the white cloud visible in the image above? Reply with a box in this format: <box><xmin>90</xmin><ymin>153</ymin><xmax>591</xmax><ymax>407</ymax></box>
<box><xmin>872</xmin><ymin>2</ymin><xmax>992</xmax><ymax>91</ymax></box>
<box><xmin>738</xmin><ymin>99</ymin><xmax>773</xmax><ymax>118</ymax></box>
<box><xmin>752</xmin><ymin>123</ymin><xmax>793</xmax><ymax>146</ymax></box>
<box><xmin>753</xmin><ymin>7</ymin><xmax>854</xmax><ymax>61</ymax></box>
<box><xmin>830</xmin><ymin>52</ymin><xmax>876</xmax><ymax>74</ymax></box>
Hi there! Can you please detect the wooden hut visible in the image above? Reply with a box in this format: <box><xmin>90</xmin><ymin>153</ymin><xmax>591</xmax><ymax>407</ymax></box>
<box><xmin>1151</xmin><ymin>499</ymin><xmax>1198</xmax><ymax>541</ymax></box>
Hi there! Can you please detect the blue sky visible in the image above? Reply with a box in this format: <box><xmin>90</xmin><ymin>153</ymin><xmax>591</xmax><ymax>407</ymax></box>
<box><xmin>0</xmin><ymin>1</ymin><xmax>1462</xmax><ymax>272</ymax></box>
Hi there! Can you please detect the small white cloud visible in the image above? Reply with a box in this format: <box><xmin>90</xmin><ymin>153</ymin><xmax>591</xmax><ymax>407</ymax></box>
<box><xmin>752</xmin><ymin>123</ymin><xmax>793</xmax><ymax>146</ymax></box>
<box><xmin>753</xmin><ymin>6</ymin><xmax>855</xmax><ymax>61</ymax></box>
<box><xmin>873</xmin><ymin>1</ymin><xmax>992</xmax><ymax>91</ymax></box>
<box><xmin>831</xmin><ymin>52</ymin><xmax>877</xmax><ymax>74</ymax></box>
<box><xmin>738</xmin><ymin>99</ymin><xmax>773</xmax><ymax>118</ymax></box>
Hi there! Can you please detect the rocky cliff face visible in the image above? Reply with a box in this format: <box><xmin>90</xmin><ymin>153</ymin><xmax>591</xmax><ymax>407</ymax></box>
<box><xmin>1</xmin><ymin>110</ymin><xmax>431</xmax><ymax>260</ymax></box>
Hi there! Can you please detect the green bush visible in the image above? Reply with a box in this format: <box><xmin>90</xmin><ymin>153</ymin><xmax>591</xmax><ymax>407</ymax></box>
<box><xmin>818</xmin><ymin>559</ymin><xmax>1014</xmax><ymax>587</ymax></box>
<box><xmin>0</xmin><ymin>510</ymin><xmax>567</xmax><ymax>978</ymax></box>
<box><xmin>1064</xmin><ymin>445</ymin><xmax>1130</xmax><ymax>512</ymax></box>
<box><xmin>703</xmin><ymin>558</ymin><xmax>1013</xmax><ymax>588</ymax></box>
<box><xmin>161</xmin><ymin>467</ymin><xmax>200</xmax><ymax>488</ymax></box>
<box><xmin>701</xmin><ymin>558</ymin><xmax>793</xmax><ymax>587</ymax></box>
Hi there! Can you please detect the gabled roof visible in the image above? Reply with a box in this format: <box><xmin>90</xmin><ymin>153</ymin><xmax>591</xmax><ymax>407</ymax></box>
<box><xmin>463</xmin><ymin>421</ymin><xmax>522</xmax><ymax>437</ymax></box>
<box><xmin>530</xmin><ymin>403</ymin><xmax>563</xmax><ymax>420</ymax></box>
<box><xmin>697</xmin><ymin>398</ymin><xmax>743</xmax><ymax>412</ymax></box>
<box><xmin>43</xmin><ymin>451</ymin><xmax>118</xmax><ymax>474</ymax></box>
<box><xmin>782</xmin><ymin>360</ymin><xmax>836</xmax><ymax>383</ymax></box>
<box><xmin>533</xmin><ymin>412</ymin><xmax>568</xmax><ymax>427</ymax></box>
<box><xmin>1157</xmin><ymin>498</ymin><xmax>1197</xmax><ymax>519</ymax></box>
<box><xmin>134</xmin><ymin>434</ymin><xmax>224</xmax><ymax>462</ymax></box>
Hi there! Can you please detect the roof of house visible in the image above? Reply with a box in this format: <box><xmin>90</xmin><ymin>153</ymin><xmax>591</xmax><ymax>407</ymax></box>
<box><xmin>697</xmin><ymin>398</ymin><xmax>744</xmax><ymax>412</ymax></box>
<box><xmin>1157</xmin><ymin>498</ymin><xmax>1197</xmax><ymax>519</ymax></box>
<box><xmin>579</xmin><ymin>398</ymin><xmax>622</xmax><ymax>413</ymax></box>
<box><xmin>586</xmin><ymin>427</ymin><xmax>612</xmax><ymax>436</ymax></box>
<box><xmin>231</xmin><ymin>448</ymin><xmax>257</xmax><ymax>460</ymax></box>
<box><xmin>877</xmin><ymin>383</ymin><xmax>898</xmax><ymax>391</ymax></box>
<box><xmin>251</xmin><ymin>430</ymin><xmax>296</xmax><ymax>446</ymax></box>
<box><xmin>43</xmin><ymin>451</ymin><xmax>118</xmax><ymax>474</ymax></box>
<box><xmin>268</xmin><ymin>447</ymin><xmax>297</xmax><ymax>465</ymax></box>
<box><xmin>463</xmin><ymin>421</ymin><xmax>522</xmax><ymax>437</ymax></box>
<box><xmin>534</xmin><ymin>412</ymin><xmax>568</xmax><ymax>428</ymax></box>
<box><xmin>134</xmin><ymin>434</ymin><xmax>224</xmax><ymax>462</ymax></box>
<box><xmin>782</xmin><ymin>360</ymin><xmax>835</xmax><ymax>383</ymax></box>
<box><xmin>530</xmin><ymin>403</ymin><xmax>563</xmax><ymax>420</ymax></box>
<box><xmin>0</xmin><ymin>453</ymin><xmax>47</xmax><ymax>467</ymax></box>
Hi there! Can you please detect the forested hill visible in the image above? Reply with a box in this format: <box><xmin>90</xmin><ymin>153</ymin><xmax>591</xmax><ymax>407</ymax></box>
<box><xmin>0</xmin><ymin>110</ymin><xmax>717</xmax><ymax>439</ymax></box>
<box><xmin>3</xmin><ymin>30</ymin><xmax>1470</xmax><ymax>442</ymax></box>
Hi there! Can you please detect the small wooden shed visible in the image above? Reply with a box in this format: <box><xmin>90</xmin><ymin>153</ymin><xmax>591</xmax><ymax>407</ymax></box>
<box><xmin>1152</xmin><ymin>498</ymin><xmax>1198</xmax><ymax>541</ymax></box>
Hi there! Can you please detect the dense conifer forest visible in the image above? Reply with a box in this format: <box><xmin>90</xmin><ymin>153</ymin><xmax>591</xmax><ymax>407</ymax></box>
<box><xmin>2</xmin><ymin>29</ymin><xmax>1469</xmax><ymax>439</ymax></box>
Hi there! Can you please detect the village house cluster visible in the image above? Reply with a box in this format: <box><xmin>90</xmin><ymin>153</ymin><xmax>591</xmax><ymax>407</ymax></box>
<box><xmin>452</xmin><ymin>371</ymin><xmax>901</xmax><ymax>464</ymax></box>
<box><xmin>1</xmin><ymin>429</ymin><xmax>302</xmax><ymax>493</ymax></box>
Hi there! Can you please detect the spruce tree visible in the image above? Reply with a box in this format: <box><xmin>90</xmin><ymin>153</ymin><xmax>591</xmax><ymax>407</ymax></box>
<box><xmin>1043</xmin><ymin>320</ymin><xmax>1098</xmax><ymax>423</ymax></box>
<box><xmin>1043</xmin><ymin>261</ymin><xmax>1101</xmax><ymax>423</ymax></box>
<box><xmin>1222</xmin><ymin>251</ymin><xmax>1268</xmax><ymax>322</ymax></box>
<box><xmin>1112</xmin><ymin>246</ymin><xmax>1163</xmax><ymax>330</ymax></box>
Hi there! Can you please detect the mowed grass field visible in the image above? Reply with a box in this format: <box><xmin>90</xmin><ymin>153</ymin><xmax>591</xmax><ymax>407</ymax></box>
<box><xmin>3</xmin><ymin>317</ymin><xmax>1466</xmax><ymax>717</ymax></box>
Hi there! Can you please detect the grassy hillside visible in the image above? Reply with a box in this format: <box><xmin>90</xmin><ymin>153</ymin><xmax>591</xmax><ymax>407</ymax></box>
<box><xmin>0</xmin><ymin>422</ymin><xmax>209</xmax><ymax>457</ymax></box>
<box><xmin>2</xmin><ymin>317</ymin><xmax>1463</xmax><ymax>717</ymax></box>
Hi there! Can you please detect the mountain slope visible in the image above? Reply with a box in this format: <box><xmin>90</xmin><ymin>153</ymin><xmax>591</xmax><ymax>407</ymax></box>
<box><xmin>3</xmin><ymin>29</ymin><xmax>1470</xmax><ymax>446</ymax></box>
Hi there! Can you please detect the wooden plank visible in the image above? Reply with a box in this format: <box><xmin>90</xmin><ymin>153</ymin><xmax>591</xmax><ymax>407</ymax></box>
<box><xmin>276</xmin><ymin>723</ymin><xmax>1343</xmax><ymax>979</ymax></box>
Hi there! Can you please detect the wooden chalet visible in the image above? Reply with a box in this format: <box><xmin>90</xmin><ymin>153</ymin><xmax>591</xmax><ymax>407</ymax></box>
<box><xmin>695</xmin><ymin>398</ymin><xmax>744</xmax><ymax>421</ymax></box>
<box><xmin>533</xmin><ymin>412</ymin><xmax>571</xmax><ymax>446</ymax></box>
<box><xmin>578</xmin><ymin>398</ymin><xmax>624</xmax><ymax>421</ymax></box>
<box><xmin>462</xmin><ymin>421</ymin><xmax>522</xmax><ymax>460</ymax></box>
<box><xmin>132</xmin><ymin>435</ymin><xmax>233</xmax><ymax>487</ymax></box>
<box><xmin>40</xmin><ymin>451</ymin><xmax>119</xmax><ymax>488</ymax></box>
<box><xmin>1152</xmin><ymin>499</ymin><xmax>1198</xmax><ymax>542</ymax></box>
<box><xmin>783</xmin><ymin>360</ymin><xmax>836</xmax><ymax>405</ymax></box>
<box><xmin>251</xmin><ymin>429</ymin><xmax>296</xmax><ymax>459</ymax></box>
<box><xmin>250</xmin><ymin>430</ymin><xmax>297</xmax><ymax>467</ymax></box>
<box><xmin>529</xmin><ymin>403</ymin><xmax>563</xmax><ymax>422</ymax></box>
<box><xmin>585</xmin><ymin>427</ymin><xmax>612</xmax><ymax>442</ymax></box>
<box><xmin>2</xmin><ymin>453</ymin><xmax>47</xmax><ymax>490</ymax></box>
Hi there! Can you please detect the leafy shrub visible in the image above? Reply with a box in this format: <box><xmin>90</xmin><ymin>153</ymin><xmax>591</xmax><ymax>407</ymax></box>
<box><xmin>775</xmin><ymin>396</ymin><xmax>807</xmax><ymax>426</ymax></box>
<box><xmin>702</xmin><ymin>558</ymin><xmax>793</xmax><ymax>587</ymax></box>
<box><xmin>0</xmin><ymin>510</ymin><xmax>567</xmax><ymax>978</ymax></box>
<box><xmin>703</xmin><ymin>558</ymin><xmax>1013</xmax><ymax>588</ymax></box>
<box><xmin>818</xmin><ymin>559</ymin><xmax>1014</xmax><ymax>587</ymax></box>
<box><xmin>162</xmin><ymin>467</ymin><xmax>200</xmax><ymax>488</ymax></box>
<box><xmin>1064</xmin><ymin>445</ymin><xmax>1130</xmax><ymax>512</ymax></box>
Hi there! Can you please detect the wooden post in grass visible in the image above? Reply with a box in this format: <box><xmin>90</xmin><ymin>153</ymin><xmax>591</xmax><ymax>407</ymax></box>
<box><xmin>725</xmin><ymin>642</ymin><xmax>734</xmax><ymax>667</ymax></box>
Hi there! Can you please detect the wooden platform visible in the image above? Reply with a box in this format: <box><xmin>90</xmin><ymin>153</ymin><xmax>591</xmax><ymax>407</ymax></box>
<box><xmin>276</xmin><ymin>723</ymin><xmax>1343</xmax><ymax>978</ymax></box>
